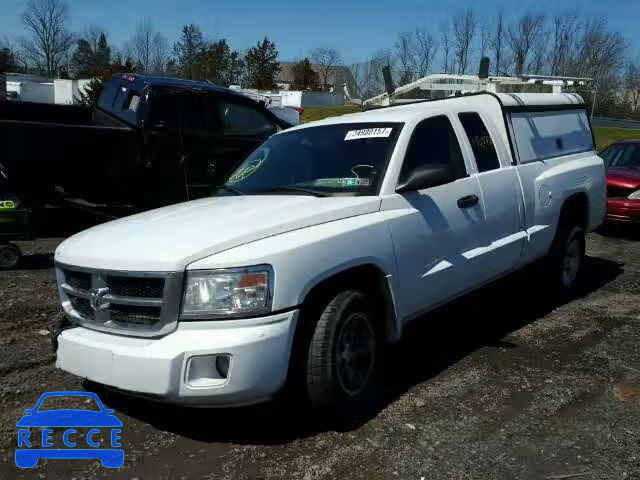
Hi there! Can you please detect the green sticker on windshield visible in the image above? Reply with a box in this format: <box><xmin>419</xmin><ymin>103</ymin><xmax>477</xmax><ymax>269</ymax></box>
<box><xmin>313</xmin><ymin>178</ymin><xmax>371</xmax><ymax>188</ymax></box>
<box><xmin>228</xmin><ymin>157</ymin><xmax>265</xmax><ymax>183</ymax></box>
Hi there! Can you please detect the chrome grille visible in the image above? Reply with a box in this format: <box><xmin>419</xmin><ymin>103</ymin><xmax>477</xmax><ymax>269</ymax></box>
<box><xmin>56</xmin><ymin>264</ymin><xmax>183</xmax><ymax>337</ymax></box>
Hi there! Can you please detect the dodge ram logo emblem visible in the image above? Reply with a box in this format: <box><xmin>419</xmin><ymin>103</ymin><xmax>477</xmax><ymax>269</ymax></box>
<box><xmin>89</xmin><ymin>287</ymin><xmax>110</xmax><ymax>312</ymax></box>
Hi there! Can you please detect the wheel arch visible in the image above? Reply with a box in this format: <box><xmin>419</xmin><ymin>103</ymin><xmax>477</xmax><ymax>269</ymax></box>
<box><xmin>298</xmin><ymin>261</ymin><xmax>401</xmax><ymax>343</ymax></box>
<box><xmin>558</xmin><ymin>192</ymin><xmax>589</xmax><ymax>230</ymax></box>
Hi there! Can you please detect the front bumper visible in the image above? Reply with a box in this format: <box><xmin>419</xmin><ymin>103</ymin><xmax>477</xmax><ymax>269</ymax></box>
<box><xmin>56</xmin><ymin>310</ymin><xmax>298</xmax><ymax>407</ymax></box>
<box><xmin>607</xmin><ymin>198</ymin><xmax>640</xmax><ymax>223</ymax></box>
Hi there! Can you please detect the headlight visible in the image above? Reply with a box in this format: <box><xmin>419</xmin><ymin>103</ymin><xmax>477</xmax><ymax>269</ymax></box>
<box><xmin>181</xmin><ymin>266</ymin><xmax>273</xmax><ymax>318</ymax></box>
<box><xmin>628</xmin><ymin>190</ymin><xmax>640</xmax><ymax>200</ymax></box>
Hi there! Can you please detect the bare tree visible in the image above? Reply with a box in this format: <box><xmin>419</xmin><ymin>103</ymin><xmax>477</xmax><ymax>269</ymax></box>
<box><xmin>491</xmin><ymin>12</ymin><xmax>506</xmax><ymax>75</ymax></box>
<box><xmin>625</xmin><ymin>58</ymin><xmax>640</xmax><ymax>113</ymax></box>
<box><xmin>351</xmin><ymin>49</ymin><xmax>394</xmax><ymax>100</ymax></box>
<box><xmin>549</xmin><ymin>12</ymin><xmax>579</xmax><ymax>76</ymax></box>
<box><xmin>20</xmin><ymin>0</ymin><xmax>74</xmax><ymax>76</ymax></box>
<box><xmin>527</xmin><ymin>25</ymin><xmax>549</xmax><ymax>74</ymax></box>
<box><xmin>440</xmin><ymin>23</ymin><xmax>453</xmax><ymax>74</ymax></box>
<box><xmin>394</xmin><ymin>28</ymin><xmax>438</xmax><ymax>83</ymax></box>
<box><xmin>574</xmin><ymin>17</ymin><xmax>629</xmax><ymax>95</ymax></box>
<box><xmin>479</xmin><ymin>19</ymin><xmax>491</xmax><ymax>59</ymax></box>
<box><xmin>310</xmin><ymin>47</ymin><xmax>342</xmax><ymax>91</ymax></box>
<box><xmin>395</xmin><ymin>32</ymin><xmax>414</xmax><ymax>84</ymax></box>
<box><xmin>413</xmin><ymin>28</ymin><xmax>438</xmax><ymax>77</ymax></box>
<box><xmin>149</xmin><ymin>33</ymin><xmax>169</xmax><ymax>75</ymax></box>
<box><xmin>506</xmin><ymin>13</ymin><xmax>545</xmax><ymax>75</ymax></box>
<box><xmin>452</xmin><ymin>8</ymin><xmax>477</xmax><ymax>74</ymax></box>
<box><xmin>128</xmin><ymin>22</ymin><xmax>154</xmax><ymax>74</ymax></box>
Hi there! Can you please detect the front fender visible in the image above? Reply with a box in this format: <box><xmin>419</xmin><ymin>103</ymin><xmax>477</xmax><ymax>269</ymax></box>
<box><xmin>186</xmin><ymin>213</ymin><xmax>400</xmax><ymax>315</ymax></box>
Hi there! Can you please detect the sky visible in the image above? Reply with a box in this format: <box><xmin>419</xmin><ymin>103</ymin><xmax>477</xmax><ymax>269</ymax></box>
<box><xmin>1</xmin><ymin>0</ymin><xmax>639</xmax><ymax>64</ymax></box>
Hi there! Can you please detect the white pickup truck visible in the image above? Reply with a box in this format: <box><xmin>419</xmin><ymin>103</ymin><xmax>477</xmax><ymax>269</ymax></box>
<box><xmin>54</xmin><ymin>92</ymin><xmax>606</xmax><ymax>416</ymax></box>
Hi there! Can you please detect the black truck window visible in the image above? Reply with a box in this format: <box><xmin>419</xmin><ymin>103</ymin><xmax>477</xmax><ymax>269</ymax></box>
<box><xmin>219</xmin><ymin>99</ymin><xmax>275</xmax><ymax>136</ymax></box>
<box><xmin>150</xmin><ymin>89</ymin><xmax>221</xmax><ymax>132</ymax></box>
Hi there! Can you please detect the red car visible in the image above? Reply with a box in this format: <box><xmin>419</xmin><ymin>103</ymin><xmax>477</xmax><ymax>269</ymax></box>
<box><xmin>600</xmin><ymin>140</ymin><xmax>640</xmax><ymax>223</ymax></box>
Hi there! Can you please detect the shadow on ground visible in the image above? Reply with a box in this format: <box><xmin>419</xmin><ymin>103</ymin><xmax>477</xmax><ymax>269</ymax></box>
<box><xmin>92</xmin><ymin>255</ymin><xmax>623</xmax><ymax>445</ymax></box>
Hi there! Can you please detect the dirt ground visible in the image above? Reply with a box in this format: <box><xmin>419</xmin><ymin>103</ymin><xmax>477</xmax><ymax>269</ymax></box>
<box><xmin>1</xmin><ymin>229</ymin><xmax>640</xmax><ymax>480</ymax></box>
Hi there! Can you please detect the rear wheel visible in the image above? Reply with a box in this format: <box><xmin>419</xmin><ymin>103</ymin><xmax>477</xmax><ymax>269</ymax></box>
<box><xmin>545</xmin><ymin>223</ymin><xmax>586</xmax><ymax>293</ymax></box>
<box><xmin>305</xmin><ymin>290</ymin><xmax>386</xmax><ymax>419</ymax></box>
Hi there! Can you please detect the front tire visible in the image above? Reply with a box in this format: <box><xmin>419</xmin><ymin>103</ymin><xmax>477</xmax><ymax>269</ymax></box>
<box><xmin>305</xmin><ymin>290</ymin><xmax>386</xmax><ymax>418</ymax></box>
<box><xmin>0</xmin><ymin>243</ymin><xmax>21</xmax><ymax>270</ymax></box>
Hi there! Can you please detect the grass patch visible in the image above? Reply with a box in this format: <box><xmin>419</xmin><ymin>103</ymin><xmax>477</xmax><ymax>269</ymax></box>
<box><xmin>300</xmin><ymin>107</ymin><xmax>640</xmax><ymax>151</ymax></box>
<box><xmin>301</xmin><ymin>106</ymin><xmax>359</xmax><ymax>123</ymax></box>
<box><xmin>593</xmin><ymin>126</ymin><xmax>640</xmax><ymax>150</ymax></box>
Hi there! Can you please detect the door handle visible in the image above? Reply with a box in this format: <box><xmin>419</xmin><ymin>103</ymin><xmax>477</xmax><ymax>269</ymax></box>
<box><xmin>457</xmin><ymin>194</ymin><xmax>479</xmax><ymax>209</ymax></box>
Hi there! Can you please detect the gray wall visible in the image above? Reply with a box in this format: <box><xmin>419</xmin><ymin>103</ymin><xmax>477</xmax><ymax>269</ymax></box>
<box><xmin>300</xmin><ymin>91</ymin><xmax>344</xmax><ymax>107</ymax></box>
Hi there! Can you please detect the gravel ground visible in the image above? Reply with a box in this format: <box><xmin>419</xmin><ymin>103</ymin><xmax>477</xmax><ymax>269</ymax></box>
<box><xmin>1</xmin><ymin>230</ymin><xmax>640</xmax><ymax>480</ymax></box>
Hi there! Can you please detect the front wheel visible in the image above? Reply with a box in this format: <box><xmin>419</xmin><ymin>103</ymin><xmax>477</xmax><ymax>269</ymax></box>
<box><xmin>0</xmin><ymin>243</ymin><xmax>21</xmax><ymax>270</ymax></box>
<box><xmin>305</xmin><ymin>290</ymin><xmax>386</xmax><ymax>418</ymax></box>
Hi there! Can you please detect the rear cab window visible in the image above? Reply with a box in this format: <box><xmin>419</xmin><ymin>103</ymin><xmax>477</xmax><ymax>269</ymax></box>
<box><xmin>509</xmin><ymin>108</ymin><xmax>594</xmax><ymax>163</ymax></box>
<box><xmin>458</xmin><ymin>112</ymin><xmax>501</xmax><ymax>172</ymax></box>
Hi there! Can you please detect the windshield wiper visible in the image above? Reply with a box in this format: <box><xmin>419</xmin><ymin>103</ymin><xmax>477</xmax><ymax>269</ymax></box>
<box><xmin>257</xmin><ymin>186</ymin><xmax>330</xmax><ymax>197</ymax></box>
<box><xmin>215</xmin><ymin>185</ymin><xmax>244</xmax><ymax>195</ymax></box>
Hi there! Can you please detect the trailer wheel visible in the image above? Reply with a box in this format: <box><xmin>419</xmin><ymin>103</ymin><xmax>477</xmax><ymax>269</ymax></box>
<box><xmin>0</xmin><ymin>243</ymin><xmax>22</xmax><ymax>269</ymax></box>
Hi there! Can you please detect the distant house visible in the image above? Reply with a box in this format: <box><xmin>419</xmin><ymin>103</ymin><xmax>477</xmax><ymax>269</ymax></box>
<box><xmin>276</xmin><ymin>62</ymin><xmax>355</xmax><ymax>93</ymax></box>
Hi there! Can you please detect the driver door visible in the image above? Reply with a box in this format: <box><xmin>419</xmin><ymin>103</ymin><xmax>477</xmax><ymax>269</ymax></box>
<box><xmin>384</xmin><ymin>115</ymin><xmax>487</xmax><ymax>320</ymax></box>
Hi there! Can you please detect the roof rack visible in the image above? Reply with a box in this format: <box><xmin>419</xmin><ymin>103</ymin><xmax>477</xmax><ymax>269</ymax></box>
<box><xmin>362</xmin><ymin>68</ymin><xmax>594</xmax><ymax>109</ymax></box>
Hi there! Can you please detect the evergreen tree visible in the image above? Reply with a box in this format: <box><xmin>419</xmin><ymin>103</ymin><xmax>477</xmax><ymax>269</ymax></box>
<box><xmin>291</xmin><ymin>58</ymin><xmax>319</xmax><ymax>90</ymax></box>
<box><xmin>245</xmin><ymin>37</ymin><xmax>280</xmax><ymax>89</ymax></box>
<box><xmin>0</xmin><ymin>48</ymin><xmax>17</xmax><ymax>73</ymax></box>
<box><xmin>94</xmin><ymin>33</ymin><xmax>111</xmax><ymax>73</ymax></box>
<box><xmin>173</xmin><ymin>24</ymin><xmax>205</xmax><ymax>79</ymax></box>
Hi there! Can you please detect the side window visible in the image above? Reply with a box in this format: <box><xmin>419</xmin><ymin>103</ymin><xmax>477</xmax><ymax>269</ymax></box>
<box><xmin>599</xmin><ymin>145</ymin><xmax>621</xmax><ymax>167</ymax></box>
<box><xmin>219</xmin><ymin>99</ymin><xmax>276</xmax><ymax>136</ymax></box>
<box><xmin>458</xmin><ymin>113</ymin><xmax>500</xmax><ymax>172</ymax></box>
<box><xmin>400</xmin><ymin>115</ymin><xmax>467</xmax><ymax>184</ymax></box>
<box><xmin>150</xmin><ymin>90</ymin><xmax>221</xmax><ymax>132</ymax></box>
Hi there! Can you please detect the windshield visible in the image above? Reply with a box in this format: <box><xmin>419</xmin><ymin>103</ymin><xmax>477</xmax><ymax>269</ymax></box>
<box><xmin>601</xmin><ymin>143</ymin><xmax>640</xmax><ymax>169</ymax></box>
<box><xmin>220</xmin><ymin>122</ymin><xmax>403</xmax><ymax>196</ymax></box>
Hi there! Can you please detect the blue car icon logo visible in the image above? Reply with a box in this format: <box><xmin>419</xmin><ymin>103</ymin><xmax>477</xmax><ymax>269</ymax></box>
<box><xmin>15</xmin><ymin>391</ymin><xmax>123</xmax><ymax>468</ymax></box>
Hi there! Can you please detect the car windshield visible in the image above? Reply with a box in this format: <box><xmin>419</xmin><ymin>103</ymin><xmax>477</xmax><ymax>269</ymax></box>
<box><xmin>38</xmin><ymin>395</ymin><xmax>101</xmax><ymax>412</ymax></box>
<box><xmin>602</xmin><ymin>143</ymin><xmax>640</xmax><ymax>169</ymax></box>
<box><xmin>219</xmin><ymin>122</ymin><xmax>403</xmax><ymax>196</ymax></box>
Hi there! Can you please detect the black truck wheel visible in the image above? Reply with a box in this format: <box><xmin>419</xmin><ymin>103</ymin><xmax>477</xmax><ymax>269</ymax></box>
<box><xmin>0</xmin><ymin>243</ymin><xmax>22</xmax><ymax>269</ymax></box>
<box><xmin>305</xmin><ymin>290</ymin><xmax>386</xmax><ymax>418</ymax></box>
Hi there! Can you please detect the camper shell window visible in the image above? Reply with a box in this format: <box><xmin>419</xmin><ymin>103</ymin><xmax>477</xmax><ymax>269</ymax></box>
<box><xmin>508</xmin><ymin>108</ymin><xmax>594</xmax><ymax>164</ymax></box>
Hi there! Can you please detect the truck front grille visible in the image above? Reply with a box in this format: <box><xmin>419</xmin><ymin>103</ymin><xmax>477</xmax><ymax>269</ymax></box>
<box><xmin>56</xmin><ymin>265</ymin><xmax>183</xmax><ymax>337</ymax></box>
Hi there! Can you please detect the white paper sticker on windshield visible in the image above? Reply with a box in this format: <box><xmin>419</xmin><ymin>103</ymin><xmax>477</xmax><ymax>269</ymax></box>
<box><xmin>344</xmin><ymin>128</ymin><xmax>392</xmax><ymax>141</ymax></box>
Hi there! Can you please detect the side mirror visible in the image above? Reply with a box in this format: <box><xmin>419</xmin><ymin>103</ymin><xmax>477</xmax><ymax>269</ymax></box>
<box><xmin>23</xmin><ymin>409</ymin><xmax>34</xmax><ymax>415</ymax></box>
<box><xmin>396</xmin><ymin>164</ymin><xmax>456</xmax><ymax>192</ymax></box>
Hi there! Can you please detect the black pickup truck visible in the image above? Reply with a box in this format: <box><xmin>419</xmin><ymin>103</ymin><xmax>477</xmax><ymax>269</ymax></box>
<box><xmin>0</xmin><ymin>74</ymin><xmax>290</xmax><ymax>214</ymax></box>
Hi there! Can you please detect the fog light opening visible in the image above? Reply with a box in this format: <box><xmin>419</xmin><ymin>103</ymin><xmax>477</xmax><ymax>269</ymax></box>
<box><xmin>216</xmin><ymin>355</ymin><xmax>230</xmax><ymax>379</ymax></box>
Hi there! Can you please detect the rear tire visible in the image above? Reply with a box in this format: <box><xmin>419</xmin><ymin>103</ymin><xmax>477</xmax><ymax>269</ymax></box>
<box><xmin>305</xmin><ymin>290</ymin><xmax>386</xmax><ymax>419</ymax></box>
<box><xmin>545</xmin><ymin>223</ymin><xmax>586</xmax><ymax>294</ymax></box>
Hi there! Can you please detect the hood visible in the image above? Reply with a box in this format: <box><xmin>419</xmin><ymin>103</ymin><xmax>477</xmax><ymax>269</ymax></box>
<box><xmin>607</xmin><ymin>167</ymin><xmax>640</xmax><ymax>190</ymax></box>
<box><xmin>55</xmin><ymin>195</ymin><xmax>381</xmax><ymax>271</ymax></box>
